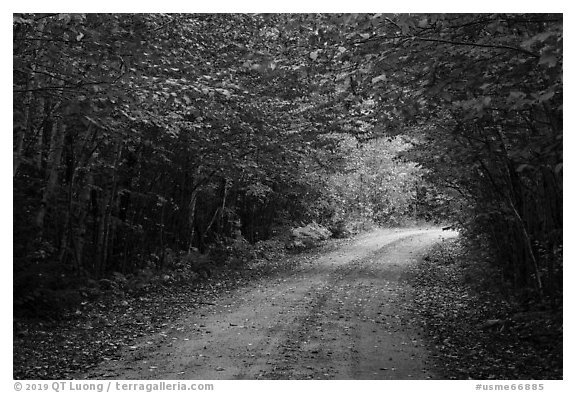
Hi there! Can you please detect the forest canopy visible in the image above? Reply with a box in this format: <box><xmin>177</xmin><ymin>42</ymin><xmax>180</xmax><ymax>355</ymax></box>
<box><xmin>13</xmin><ymin>13</ymin><xmax>562</xmax><ymax>313</ymax></box>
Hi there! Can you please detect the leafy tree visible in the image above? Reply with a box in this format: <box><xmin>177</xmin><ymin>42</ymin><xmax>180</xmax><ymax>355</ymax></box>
<box><xmin>310</xmin><ymin>134</ymin><xmax>424</xmax><ymax>227</ymax></box>
<box><xmin>13</xmin><ymin>13</ymin><xmax>562</xmax><ymax>315</ymax></box>
<box><xmin>329</xmin><ymin>13</ymin><xmax>562</xmax><ymax>299</ymax></box>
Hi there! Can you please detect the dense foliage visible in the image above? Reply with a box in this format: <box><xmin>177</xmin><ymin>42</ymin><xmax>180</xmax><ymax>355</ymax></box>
<box><xmin>12</xmin><ymin>14</ymin><xmax>423</xmax><ymax>315</ymax></box>
<box><xmin>330</xmin><ymin>14</ymin><xmax>562</xmax><ymax>301</ymax></box>
<box><xmin>13</xmin><ymin>13</ymin><xmax>562</xmax><ymax>316</ymax></box>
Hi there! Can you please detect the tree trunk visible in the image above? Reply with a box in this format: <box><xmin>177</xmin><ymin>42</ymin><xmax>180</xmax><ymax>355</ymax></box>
<box><xmin>99</xmin><ymin>140</ymin><xmax>123</xmax><ymax>275</ymax></box>
<box><xmin>34</xmin><ymin>96</ymin><xmax>47</xmax><ymax>170</ymax></box>
<box><xmin>75</xmin><ymin>171</ymin><xmax>94</xmax><ymax>272</ymax></box>
<box><xmin>507</xmin><ymin>194</ymin><xmax>543</xmax><ymax>297</ymax></box>
<box><xmin>187</xmin><ymin>166</ymin><xmax>202</xmax><ymax>252</ymax></box>
<box><xmin>14</xmin><ymin>19</ymin><xmax>46</xmax><ymax>178</ymax></box>
<box><xmin>14</xmin><ymin>75</ymin><xmax>35</xmax><ymax>178</ymax></box>
<box><xmin>35</xmin><ymin>119</ymin><xmax>67</xmax><ymax>239</ymax></box>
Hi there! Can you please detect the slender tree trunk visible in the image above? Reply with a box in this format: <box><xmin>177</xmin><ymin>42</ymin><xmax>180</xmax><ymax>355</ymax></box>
<box><xmin>507</xmin><ymin>194</ymin><xmax>543</xmax><ymax>296</ymax></box>
<box><xmin>95</xmin><ymin>191</ymin><xmax>107</xmax><ymax>274</ymax></box>
<box><xmin>218</xmin><ymin>178</ymin><xmax>229</xmax><ymax>232</ymax></box>
<box><xmin>14</xmin><ymin>20</ymin><xmax>46</xmax><ymax>178</ymax></box>
<box><xmin>188</xmin><ymin>191</ymin><xmax>198</xmax><ymax>252</ymax></box>
<box><xmin>14</xmin><ymin>75</ymin><xmax>35</xmax><ymax>178</ymax></box>
<box><xmin>35</xmin><ymin>119</ymin><xmax>67</xmax><ymax>239</ymax></box>
<box><xmin>34</xmin><ymin>96</ymin><xmax>46</xmax><ymax>170</ymax></box>
<box><xmin>203</xmin><ymin>178</ymin><xmax>229</xmax><ymax>239</ymax></box>
<box><xmin>99</xmin><ymin>140</ymin><xmax>123</xmax><ymax>275</ymax></box>
<box><xmin>57</xmin><ymin>174</ymin><xmax>75</xmax><ymax>267</ymax></box>
<box><xmin>75</xmin><ymin>171</ymin><xmax>94</xmax><ymax>272</ymax></box>
<box><xmin>187</xmin><ymin>166</ymin><xmax>202</xmax><ymax>252</ymax></box>
<box><xmin>159</xmin><ymin>201</ymin><xmax>166</xmax><ymax>269</ymax></box>
<box><xmin>489</xmin><ymin>126</ymin><xmax>543</xmax><ymax>297</ymax></box>
<box><xmin>70</xmin><ymin>124</ymin><xmax>99</xmax><ymax>272</ymax></box>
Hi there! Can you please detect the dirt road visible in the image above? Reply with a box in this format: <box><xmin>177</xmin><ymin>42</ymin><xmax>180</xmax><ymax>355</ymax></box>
<box><xmin>82</xmin><ymin>227</ymin><xmax>458</xmax><ymax>380</ymax></box>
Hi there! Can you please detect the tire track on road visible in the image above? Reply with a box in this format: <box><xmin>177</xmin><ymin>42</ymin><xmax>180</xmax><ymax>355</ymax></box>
<box><xmin>80</xmin><ymin>228</ymin><xmax>457</xmax><ymax>380</ymax></box>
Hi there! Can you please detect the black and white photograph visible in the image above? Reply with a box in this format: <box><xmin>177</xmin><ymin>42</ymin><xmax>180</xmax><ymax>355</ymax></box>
<box><xmin>12</xmin><ymin>8</ymin><xmax>563</xmax><ymax>386</ymax></box>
